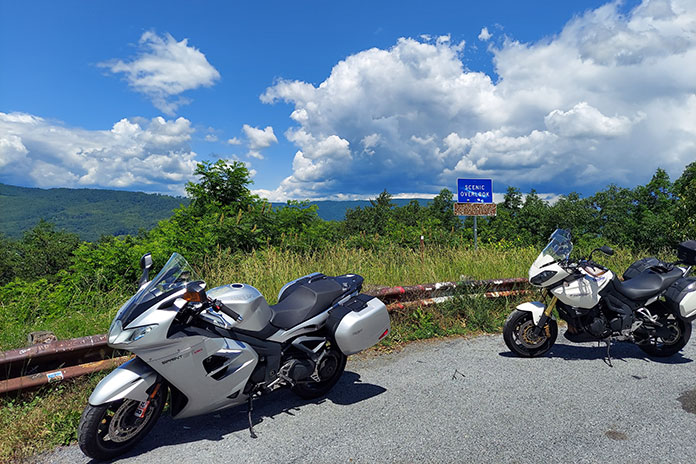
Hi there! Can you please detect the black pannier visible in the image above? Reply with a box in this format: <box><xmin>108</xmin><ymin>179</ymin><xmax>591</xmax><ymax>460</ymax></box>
<box><xmin>677</xmin><ymin>240</ymin><xmax>696</xmax><ymax>265</ymax></box>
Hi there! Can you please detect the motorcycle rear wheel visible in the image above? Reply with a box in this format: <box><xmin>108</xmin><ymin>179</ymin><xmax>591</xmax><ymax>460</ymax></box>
<box><xmin>78</xmin><ymin>383</ymin><xmax>166</xmax><ymax>460</ymax></box>
<box><xmin>292</xmin><ymin>343</ymin><xmax>347</xmax><ymax>399</ymax></box>
<box><xmin>503</xmin><ymin>309</ymin><xmax>558</xmax><ymax>357</ymax></box>
<box><xmin>637</xmin><ymin>315</ymin><xmax>691</xmax><ymax>358</ymax></box>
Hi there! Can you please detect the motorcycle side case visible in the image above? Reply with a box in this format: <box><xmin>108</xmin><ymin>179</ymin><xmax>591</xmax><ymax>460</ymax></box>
<box><xmin>666</xmin><ymin>277</ymin><xmax>696</xmax><ymax>320</ymax></box>
<box><xmin>677</xmin><ymin>240</ymin><xmax>696</xmax><ymax>265</ymax></box>
<box><xmin>326</xmin><ymin>294</ymin><xmax>390</xmax><ymax>355</ymax></box>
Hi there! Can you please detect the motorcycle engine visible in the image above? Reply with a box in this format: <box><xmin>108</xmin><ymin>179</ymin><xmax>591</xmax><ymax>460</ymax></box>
<box><xmin>584</xmin><ymin>312</ymin><xmax>611</xmax><ymax>338</ymax></box>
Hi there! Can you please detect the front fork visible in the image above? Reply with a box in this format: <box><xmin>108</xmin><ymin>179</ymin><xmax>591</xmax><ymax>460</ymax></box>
<box><xmin>532</xmin><ymin>295</ymin><xmax>557</xmax><ymax>337</ymax></box>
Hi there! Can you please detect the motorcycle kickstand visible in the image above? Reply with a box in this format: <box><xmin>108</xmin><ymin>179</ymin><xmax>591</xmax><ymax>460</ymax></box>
<box><xmin>247</xmin><ymin>394</ymin><xmax>258</xmax><ymax>439</ymax></box>
<box><xmin>599</xmin><ymin>339</ymin><xmax>613</xmax><ymax>367</ymax></box>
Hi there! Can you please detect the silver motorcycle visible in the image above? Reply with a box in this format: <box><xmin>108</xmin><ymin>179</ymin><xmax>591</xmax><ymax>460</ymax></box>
<box><xmin>78</xmin><ymin>252</ymin><xmax>390</xmax><ymax>460</ymax></box>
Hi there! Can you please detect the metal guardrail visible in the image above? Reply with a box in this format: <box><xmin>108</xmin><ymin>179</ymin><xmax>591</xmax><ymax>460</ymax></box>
<box><xmin>0</xmin><ymin>277</ymin><xmax>531</xmax><ymax>394</ymax></box>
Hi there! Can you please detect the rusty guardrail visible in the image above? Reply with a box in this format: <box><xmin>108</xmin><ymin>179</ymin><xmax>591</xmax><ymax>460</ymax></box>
<box><xmin>1</xmin><ymin>277</ymin><xmax>531</xmax><ymax>394</ymax></box>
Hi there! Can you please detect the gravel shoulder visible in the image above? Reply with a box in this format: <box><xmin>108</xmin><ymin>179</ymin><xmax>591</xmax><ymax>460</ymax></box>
<box><xmin>38</xmin><ymin>331</ymin><xmax>696</xmax><ymax>464</ymax></box>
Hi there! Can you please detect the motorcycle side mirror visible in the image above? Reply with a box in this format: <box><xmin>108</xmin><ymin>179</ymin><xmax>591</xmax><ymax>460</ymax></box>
<box><xmin>589</xmin><ymin>246</ymin><xmax>614</xmax><ymax>260</ymax></box>
<box><xmin>138</xmin><ymin>253</ymin><xmax>153</xmax><ymax>288</ymax></box>
<box><xmin>600</xmin><ymin>245</ymin><xmax>614</xmax><ymax>256</ymax></box>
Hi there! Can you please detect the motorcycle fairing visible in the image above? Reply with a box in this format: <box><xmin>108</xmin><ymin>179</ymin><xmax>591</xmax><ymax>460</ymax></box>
<box><xmin>89</xmin><ymin>357</ymin><xmax>158</xmax><ymax>405</ymax></box>
<box><xmin>515</xmin><ymin>301</ymin><xmax>547</xmax><ymax>325</ymax></box>
<box><xmin>551</xmin><ymin>270</ymin><xmax>613</xmax><ymax>309</ymax></box>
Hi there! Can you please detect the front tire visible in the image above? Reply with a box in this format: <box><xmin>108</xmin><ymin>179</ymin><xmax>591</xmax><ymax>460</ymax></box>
<box><xmin>637</xmin><ymin>314</ymin><xmax>692</xmax><ymax>358</ymax></box>
<box><xmin>503</xmin><ymin>309</ymin><xmax>558</xmax><ymax>357</ymax></box>
<box><xmin>292</xmin><ymin>343</ymin><xmax>347</xmax><ymax>399</ymax></box>
<box><xmin>78</xmin><ymin>383</ymin><xmax>166</xmax><ymax>460</ymax></box>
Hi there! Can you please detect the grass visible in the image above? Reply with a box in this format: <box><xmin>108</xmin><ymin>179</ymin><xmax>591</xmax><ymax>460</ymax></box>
<box><xmin>0</xmin><ymin>375</ymin><xmax>102</xmax><ymax>463</ymax></box>
<box><xmin>0</xmin><ymin>243</ymin><xmax>660</xmax><ymax>462</ymax></box>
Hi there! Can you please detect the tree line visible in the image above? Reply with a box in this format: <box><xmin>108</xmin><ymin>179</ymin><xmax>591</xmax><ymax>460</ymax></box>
<box><xmin>1</xmin><ymin>159</ymin><xmax>695</xmax><ymax>290</ymax></box>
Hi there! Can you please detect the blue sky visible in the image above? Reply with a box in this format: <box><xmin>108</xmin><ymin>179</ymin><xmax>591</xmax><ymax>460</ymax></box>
<box><xmin>1</xmin><ymin>0</ymin><xmax>694</xmax><ymax>201</ymax></box>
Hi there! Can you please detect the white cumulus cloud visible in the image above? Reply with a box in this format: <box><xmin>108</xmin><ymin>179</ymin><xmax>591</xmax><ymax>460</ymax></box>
<box><xmin>242</xmin><ymin>124</ymin><xmax>278</xmax><ymax>160</ymax></box>
<box><xmin>99</xmin><ymin>31</ymin><xmax>220</xmax><ymax>115</ymax></box>
<box><xmin>478</xmin><ymin>27</ymin><xmax>492</xmax><ymax>41</ymax></box>
<box><xmin>0</xmin><ymin>112</ymin><xmax>199</xmax><ymax>194</ymax></box>
<box><xmin>259</xmin><ymin>0</ymin><xmax>696</xmax><ymax>200</ymax></box>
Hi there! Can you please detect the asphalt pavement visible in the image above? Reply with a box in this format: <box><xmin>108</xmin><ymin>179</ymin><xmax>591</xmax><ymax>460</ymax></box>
<box><xmin>37</xmin><ymin>331</ymin><xmax>696</xmax><ymax>463</ymax></box>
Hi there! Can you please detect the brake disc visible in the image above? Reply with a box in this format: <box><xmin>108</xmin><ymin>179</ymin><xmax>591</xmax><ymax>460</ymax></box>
<box><xmin>518</xmin><ymin>320</ymin><xmax>547</xmax><ymax>348</ymax></box>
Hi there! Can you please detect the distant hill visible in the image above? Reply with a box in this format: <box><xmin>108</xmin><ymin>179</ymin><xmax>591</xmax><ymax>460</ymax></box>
<box><xmin>0</xmin><ymin>183</ymin><xmax>433</xmax><ymax>241</ymax></box>
<box><xmin>272</xmin><ymin>199</ymin><xmax>432</xmax><ymax>222</ymax></box>
<box><xmin>0</xmin><ymin>183</ymin><xmax>188</xmax><ymax>241</ymax></box>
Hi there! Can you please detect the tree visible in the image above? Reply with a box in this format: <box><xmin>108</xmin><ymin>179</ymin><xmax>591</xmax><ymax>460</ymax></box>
<box><xmin>343</xmin><ymin>189</ymin><xmax>395</xmax><ymax>236</ymax></box>
<box><xmin>185</xmin><ymin>160</ymin><xmax>257</xmax><ymax>211</ymax></box>
<box><xmin>502</xmin><ymin>186</ymin><xmax>523</xmax><ymax>211</ymax></box>
<box><xmin>427</xmin><ymin>188</ymin><xmax>460</xmax><ymax>231</ymax></box>
<box><xmin>632</xmin><ymin>168</ymin><xmax>677</xmax><ymax>249</ymax></box>
<box><xmin>673</xmin><ymin>161</ymin><xmax>696</xmax><ymax>241</ymax></box>
<box><xmin>0</xmin><ymin>234</ymin><xmax>18</xmax><ymax>285</ymax></box>
<box><xmin>15</xmin><ymin>220</ymin><xmax>80</xmax><ymax>281</ymax></box>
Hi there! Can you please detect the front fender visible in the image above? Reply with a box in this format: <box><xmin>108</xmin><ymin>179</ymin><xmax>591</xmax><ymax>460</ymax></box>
<box><xmin>516</xmin><ymin>301</ymin><xmax>548</xmax><ymax>326</ymax></box>
<box><xmin>89</xmin><ymin>357</ymin><xmax>158</xmax><ymax>406</ymax></box>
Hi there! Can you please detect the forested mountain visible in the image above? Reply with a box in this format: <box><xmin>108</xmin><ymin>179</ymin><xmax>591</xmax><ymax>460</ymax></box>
<box><xmin>271</xmin><ymin>199</ymin><xmax>430</xmax><ymax>222</ymax></box>
<box><xmin>0</xmin><ymin>183</ymin><xmax>188</xmax><ymax>241</ymax></box>
<box><xmin>0</xmin><ymin>182</ymin><xmax>430</xmax><ymax>240</ymax></box>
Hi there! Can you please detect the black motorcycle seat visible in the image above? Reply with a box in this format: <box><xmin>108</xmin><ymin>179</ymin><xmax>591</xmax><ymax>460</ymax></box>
<box><xmin>615</xmin><ymin>268</ymin><xmax>683</xmax><ymax>301</ymax></box>
<box><xmin>270</xmin><ymin>278</ymin><xmax>345</xmax><ymax>330</ymax></box>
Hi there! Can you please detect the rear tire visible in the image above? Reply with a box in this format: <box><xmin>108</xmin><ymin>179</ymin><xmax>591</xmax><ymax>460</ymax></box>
<box><xmin>638</xmin><ymin>315</ymin><xmax>691</xmax><ymax>358</ymax></box>
<box><xmin>503</xmin><ymin>309</ymin><xmax>558</xmax><ymax>357</ymax></box>
<box><xmin>78</xmin><ymin>383</ymin><xmax>166</xmax><ymax>460</ymax></box>
<box><xmin>292</xmin><ymin>342</ymin><xmax>346</xmax><ymax>399</ymax></box>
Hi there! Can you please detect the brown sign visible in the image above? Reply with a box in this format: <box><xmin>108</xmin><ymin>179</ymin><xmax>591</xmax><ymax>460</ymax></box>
<box><xmin>453</xmin><ymin>203</ymin><xmax>497</xmax><ymax>216</ymax></box>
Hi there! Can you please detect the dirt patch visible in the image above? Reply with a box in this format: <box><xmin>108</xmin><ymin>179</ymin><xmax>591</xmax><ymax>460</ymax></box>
<box><xmin>605</xmin><ymin>430</ymin><xmax>628</xmax><ymax>441</ymax></box>
<box><xmin>677</xmin><ymin>389</ymin><xmax>696</xmax><ymax>414</ymax></box>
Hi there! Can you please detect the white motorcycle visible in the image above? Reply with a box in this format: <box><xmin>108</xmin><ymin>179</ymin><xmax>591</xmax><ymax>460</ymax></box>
<box><xmin>503</xmin><ymin>229</ymin><xmax>696</xmax><ymax>359</ymax></box>
<box><xmin>78</xmin><ymin>253</ymin><xmax>390</xmax><ymax>460</ymax></box>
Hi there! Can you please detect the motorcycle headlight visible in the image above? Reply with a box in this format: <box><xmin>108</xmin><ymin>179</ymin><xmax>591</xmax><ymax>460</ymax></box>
<box><xmin>530</xmin><ymin>270</ymin><xmax>558</xmax><ymax>286</ymax></box>
<box><xmin>112</xmin><ymin>324</ymin><xmax>158</xmax><ymax>345</ymax></box>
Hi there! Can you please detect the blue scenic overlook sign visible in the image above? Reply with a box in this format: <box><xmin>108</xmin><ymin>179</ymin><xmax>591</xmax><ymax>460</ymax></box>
<box><xmin>457</xmin><ymin>178</ymin><xmax>492</xmax><ymax>204</ymax></box>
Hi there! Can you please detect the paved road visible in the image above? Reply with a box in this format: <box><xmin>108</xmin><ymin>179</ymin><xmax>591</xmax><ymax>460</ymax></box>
<box><xmin>39</xmin><ymin>332</ymin><xmax>696</xmax><ymax>463</ymax></box>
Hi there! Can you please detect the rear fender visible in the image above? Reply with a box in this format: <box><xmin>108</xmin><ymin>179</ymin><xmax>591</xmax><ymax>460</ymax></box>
<box><xmin>516</xmin><ymin>301</ymin><xmax>548</xmax><ymax>326</ymax></box>
<box><xmin>89</xmin><ymin>357</ymin><xmax>158</xmax><ymax>406</ymax></box>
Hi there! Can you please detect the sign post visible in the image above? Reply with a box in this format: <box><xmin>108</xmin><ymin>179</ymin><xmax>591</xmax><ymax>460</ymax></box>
<box><xmin>454</xmin><ymin>178</ymin><xmax>496</xmax><ymax>250</ymax></box>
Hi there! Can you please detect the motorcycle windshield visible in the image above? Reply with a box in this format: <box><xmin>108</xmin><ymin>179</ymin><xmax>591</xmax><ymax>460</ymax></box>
<box><xmin>541</xmin><ymin>229</ymin><xmax>573</xmax><ymax>262</ymax></box>
<box><xmin>114</xmin><ymin>253</ymin><xmax>199</xmax><ymax>327</ymax></box>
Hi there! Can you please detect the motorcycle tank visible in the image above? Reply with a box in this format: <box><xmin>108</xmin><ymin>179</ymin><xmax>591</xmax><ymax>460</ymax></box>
<box><xmin>207</xmin><ymin>284</ymin><xmax>272</xmax><ymax>332</ymax></box>
<box><xmin>551</xmin><ymin>271</ymin><xmax>613</xmax><ymax>309</ymax></box>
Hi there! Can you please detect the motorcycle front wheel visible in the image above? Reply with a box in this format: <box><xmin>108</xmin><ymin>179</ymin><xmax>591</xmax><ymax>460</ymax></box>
<box><xmin>78</xmin><ymin>383</ymin><xmax>166</xmax><ymax>460</ymax></box>
<box><xmin>637</xmin><ymin>314</ymin><xmax>692</xmax><ymax>358</ymax></box>
<box><xmin>503</xmin><ymin>309</ymin><xmax>558</xmax><ymax>357</ymax></box>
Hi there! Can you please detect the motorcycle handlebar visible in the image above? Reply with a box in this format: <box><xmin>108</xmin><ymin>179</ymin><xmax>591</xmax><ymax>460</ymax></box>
<box><xmin>211</xmin><ymin>299</ymin><xmax>244</xmax><ymax>322</ymax></box>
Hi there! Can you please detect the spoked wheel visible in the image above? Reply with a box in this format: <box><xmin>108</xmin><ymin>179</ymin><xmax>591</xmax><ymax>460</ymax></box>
<box><xmin>78</xmin><ymin>383</ymin><xmax>166</xmax><ymax>460</ymax></box>
<box><xmin>292</xmin><ymin>342</ymin><xmax>347</xmax><ymax>399</ymax></box>
<box><xmin>503</xmin><ymin>309</ymin><xmax>558</xmax><ymax>357</ymax></box>
<box><xmin>637</xmin><ymin>314</ymin><xmax>692</xmax><ymax>358</ymax></box>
